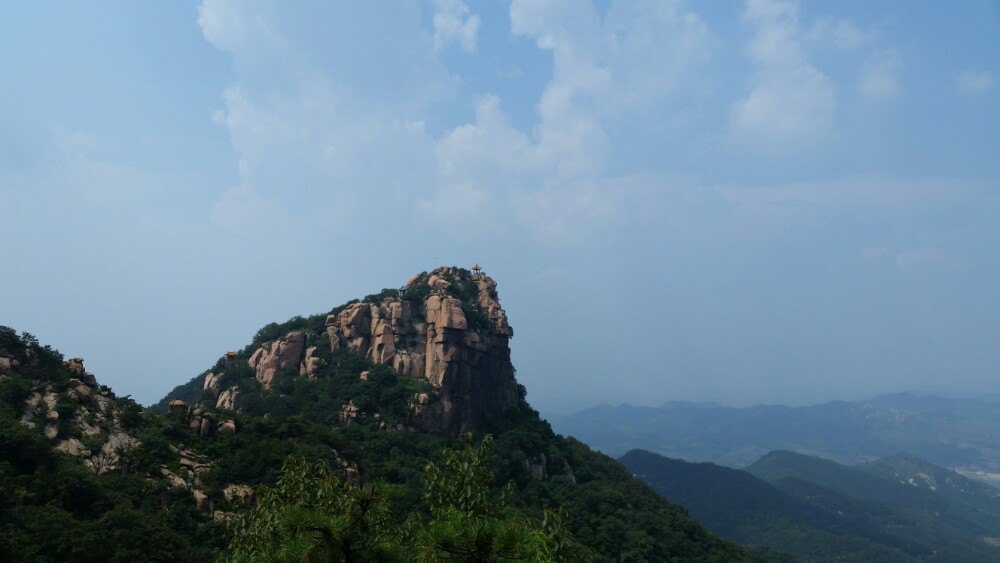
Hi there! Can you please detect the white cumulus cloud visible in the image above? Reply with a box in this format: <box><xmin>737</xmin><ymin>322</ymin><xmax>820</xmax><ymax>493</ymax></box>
<box><xmin>432</xmin><ymin>0</ymin><xmax>480</xmax><ymax>53</ymax></box>
<box><xmin>733</xmin><ymin>0</ymin><xmax>836</xmax><ymax>138</ymax></box>
<box><xmin>859</xmin><ymin>51</ymin><xmax>901</xmax><ymax>99</ymax></box>
<box><xmin>807</xmin><ymin>17</ymin><xmax>874</xmax><ymax>51</ymax></box>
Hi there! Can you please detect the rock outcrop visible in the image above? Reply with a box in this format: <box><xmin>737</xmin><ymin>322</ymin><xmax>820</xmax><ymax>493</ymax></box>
<box><xmin>203</xmin><ymin>372</ymin><xmax>222</xmax><ymax>393</ymax></box>
<box><xmin>248</xmin><ymin>331</ymin><xmax>307</xmax><ymax>389</ymax></box>
<box><xmin>322</xmin><ymin>267</ymin><xmax>519</xmax><ymax>436</ymax></box>
<box><xmin>216</xmin><ymin>386</ymin><xmax>239</xmax><ymax>411</ymax></box>
<box><xmin>15</xmin><ymin>358</ymin><xmax>140</xmax><ymax>475</ymax></box>
<box><xmin>168</xmin><ymin>399</ymin><xmax>235</xmax><ymax>436</ymax></box>
<box><xmin>0</xmin><ymin>355</ymin><xmax>18</xmax><ymax>373</ymax></box>
<box><xmin>233</xmin><ymin>267</ymin><xmax>521</xmax><ymax>436</ymax></box>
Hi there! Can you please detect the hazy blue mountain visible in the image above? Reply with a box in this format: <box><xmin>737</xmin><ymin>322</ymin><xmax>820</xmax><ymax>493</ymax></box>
<box><xmin>748</xmin><ymin>451</ymin><xmax>1000</xmax><ymax>537</ymax></box>
<box><xmin>860</xmin><ymin>454</ymin><xmax>1000</xmax><ymax>513</ymax></box>
<box><xmin>555</xmin><ymin>394</ymin><xmax>1000</xmax><ymax>477</ymax></box>
<box><xmin>622</xmin><ymin>449</ymin><xmax>1000</xmax><ymax>562</ymax></box>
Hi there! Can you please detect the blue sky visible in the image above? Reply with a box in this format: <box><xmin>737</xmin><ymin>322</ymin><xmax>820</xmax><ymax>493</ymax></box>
<box><xmin>2</xmin><ymin>0</ymin><xmax>998</xmax><ymax>413</ymax></box>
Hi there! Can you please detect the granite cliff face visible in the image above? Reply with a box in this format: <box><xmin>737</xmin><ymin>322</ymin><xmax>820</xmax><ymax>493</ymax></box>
<box><xmin>230</xmin><ymin>267</ymin><xmax>519</xmax><ymax>436</ymax></box>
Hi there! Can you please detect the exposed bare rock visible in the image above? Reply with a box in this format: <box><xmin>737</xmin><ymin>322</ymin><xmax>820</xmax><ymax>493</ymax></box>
<box><xmin>248</xmin><ymin>331</ymin><xmax>307</xmax><ymax>389</ymax></box>
<box><xmin>189</xmin><ymin>408</ymin><xmax>214</xmax><ymax>437</ymax></box>
<box><xmin>216</xmin><ymin>386</ymin><xmax>239</xmax><ymax>411</ymax></box>
<box><xmin>66</xmin><ymin>357</ymin><xmax>86</xmax><ymax>376</ymax></box>
<box><xmin>168</xmin><ymin>446</ymin><xmax>213</xmax><ymax>486</ymax></box>
<box><xmin>473</xmin><ymin>275</ymin><xmax>513</xmax><ymax>336</ymax></box>
<box><xmin>427</xmin><ymin>274</ymin><xmax>451</xmax><ymax>291</ymax></box>
<box><xmin>168</xmin><ymin>399</ymin><xmax>188</xmax><ymax>416</ymax></box>
<box><xmin>359</xmin><ymin>370</ymin><xmax>369</xmax><ymax>381</ymax></box>
<box><xmin>16</xmin><ymin>356</ymin><xmax>142</xmax><ymax>477</ymax></box>
<box><xmin>217</xmin><ymin>419</ymin><xmax>236</xmax><ymax>433</ymax></box>
<box><xmin>193</xmin><ymin>490</ymin><xmax>212</xmax><ymax>512</ymax></box>
<box><xmin>321</xmin><ymin>267</ymin><xmax>519</xmax><ymax>436</ymax></box>
<box><xmin>66</xmin><ymin>358</ymin><xmax>98</xmax><ymax>386</ymax></box>
<box><xmin>68</xmin><ymin>379</ymin><xmax>92</xmax><ymax>401</ymax></box>
<box><xmin>20</xmin><ymin>392</ymin><xmax>46</xmax><ymax>428</ymax></box>
<box><xmin>160</xmin><ymin>466</ymin><xmax>188</xmax><ymax>490</ymax></box>
<box><xmin>192</xmin><ymin>489</ymin><xmax>209</xmax><ymax>512</ymax></box>
<box><xmin>370</xmin><ymin>321</ymin><xmax>396</xmax><ymax>364</ymax></box>
<box><xmin>425</xmin><ymin>294</ymin><xmax>467</xmax><ymax>330</ymax></box>
<box><xmin>56</xmin><ymin>438</ymin><xmax>87</xmax><ymax>457</ymax></box>
<box><xmin>527</xmin><ymin>455</ymin><xmax>548</xmax><ymax>481</ymax></box>
<box><xmin>168</xmin><ymin>401</ymin><xmax>222</xmax><ymax>437</ymax></box>
<box><xmin>339</xmin><ymin>401</ymin><xmax>359</xmax><ymax>424</ymax></box>
<box><xmin>411</xmin><ymin>392</ymin><xmax>431</xmax><ymax>417</ymax></box>
<box><xmin>299</xmin><ymin>346</ymin><xmax>321</xmax><ymax>378</ymax></box>
<box><xmin>0</xmin><ymin>356</ymin><xmax>17</xmax><ymax>373</ymax></box>
<box><xmin>203</xmin><ymin>372</ymin><xmax>221</xmax><ymax>393</ymax></box>
<box><xmin>561</xmin><ymin>459</ymin><xmax>577</xmax><ymax>484</ymax></box>
<box><xmin>224</xmin><ymin>484</ymin><xmax>254</xmax><ymax>505</ymax></box>
<box><xmin>88</xmin><ymin>431</ymin><xmax>140</xmax><ymax>474</ymax></box>
<box><xmin>326</xmin><ymin>303</ymin><xmax>373</xmax><ymax>356</ymax></box>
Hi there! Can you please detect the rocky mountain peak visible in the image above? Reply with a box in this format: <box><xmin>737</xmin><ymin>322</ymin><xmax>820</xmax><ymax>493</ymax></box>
<box><xmin>218</xmin><ymin>266</ymin><xmax>521</xmax><ymax>436</ymax></box>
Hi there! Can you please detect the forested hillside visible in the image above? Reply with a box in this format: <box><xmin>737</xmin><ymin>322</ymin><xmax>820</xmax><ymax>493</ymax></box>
<box><xmin>1</xmin><ymin>268</ymin><xmax>752</xmax><ymax>561</ymax></box>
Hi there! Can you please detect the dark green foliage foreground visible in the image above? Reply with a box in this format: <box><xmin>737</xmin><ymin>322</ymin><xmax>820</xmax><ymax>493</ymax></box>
<box><xmin>0</xmin><ymin>413</ymin><xmax>220</xmax><ymax>561</ymax></box>
<box><xmin>226</xmin><ymin>437</ymin><xmax>559</xmax><ymax>561</ymax></box>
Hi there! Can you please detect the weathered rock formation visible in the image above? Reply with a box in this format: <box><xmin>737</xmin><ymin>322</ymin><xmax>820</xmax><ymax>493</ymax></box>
<box><xmin>168</xmin><ymin>399</ymin><xmax>235</xmax><ymax>436</ymax></box>
<box><xmin>323</xmin><ymin>267</ymin><xmax>518</xmax><ymax>436</ymax></box>
<box><xmin>238</xmin><ymin>267</ymin><xmax>521</xmax><ymax>436</ymax></box>
<box><xmin>216</xmin><ymin>385</ymin><xmax>239</xmax><ymax>411</ymax></box>
<box><xmin>0</xmin><ymin>354</ymin><xmax>19</xmax><ymax>374</ymax></box>
<box><xmin>17</xmin><ymin>357</ymin><xmax>139</xmax><ymax>474</ymax></box>
<box><xmin>248</xmin><ymin>331</ymin><xmax>307</xmax><ymax>389</ymax></box>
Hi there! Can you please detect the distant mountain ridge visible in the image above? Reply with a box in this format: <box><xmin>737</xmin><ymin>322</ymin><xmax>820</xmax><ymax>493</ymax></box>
<box><xmin>622</xmin><ymin>449</ymin><xmax>1000</xmax><ymax>562</ymax></box>
<box><xmin>554</xmin><ymin>393</ymin><xmax>1000</xmax><ymax>477</ymax></box>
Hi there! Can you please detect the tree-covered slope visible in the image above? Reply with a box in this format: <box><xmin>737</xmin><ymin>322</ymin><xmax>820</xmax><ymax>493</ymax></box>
<box><xmin>1</xmin><ymin>267</ymin><xmax>754</xmax><ymax>561</ymax></box>
<box><xmin>0</xmin><ymin>326</ymin><xmax>220</xmax><ymax>561</ymax></box>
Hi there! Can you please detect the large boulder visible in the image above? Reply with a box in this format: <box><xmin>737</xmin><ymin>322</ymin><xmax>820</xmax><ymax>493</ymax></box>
<box><xmin>299</xmin><ymin>346</ymin><xmax>321</xmax><ymax>377</ymax></box>
<box><xmin>203</xmin><ymin>372</ymin><xmax>221</xmax><ymax>393</ymax></box>
<box><xmin>248</xmin><ymin>331</ymin><xmax>308</xmax><ymax>390</ymax></box>
<box><xmin>192</xmin><ymin>489</ymin><xmax>209</xmax><ymax>512</ymax></box>
<box><xmin>216</xmin><ymin>386</ymin><xmax>239</xmax><ymax>411</ymax></box>
<box><xmin>168</xmin><ymin>399</ymin><xmax>188</xmax><ymax>416</ymax></box>
<box><xmin>0</xmin><ymin>356</ymin><xmax>17</xmax><ymax>373</ymax></box>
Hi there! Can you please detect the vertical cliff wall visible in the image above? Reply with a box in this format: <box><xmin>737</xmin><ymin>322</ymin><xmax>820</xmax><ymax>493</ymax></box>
<box><xmin>243</xmin><ymin>267</ymin><xmax>520</xmax><ymax>436</ymax></box>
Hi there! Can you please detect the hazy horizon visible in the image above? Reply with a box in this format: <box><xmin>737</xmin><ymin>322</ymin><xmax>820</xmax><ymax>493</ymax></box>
<box><xmin>3</xmin><ymin>1</ymin><xmax>998</xmax><ymax>414</ymax></box>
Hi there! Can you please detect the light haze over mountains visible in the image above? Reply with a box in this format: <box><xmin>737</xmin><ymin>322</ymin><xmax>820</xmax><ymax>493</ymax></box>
<box><xmin>2</xmin><ymin>0</ymin><xmax>998</xmax><ymax>412</ymax></box>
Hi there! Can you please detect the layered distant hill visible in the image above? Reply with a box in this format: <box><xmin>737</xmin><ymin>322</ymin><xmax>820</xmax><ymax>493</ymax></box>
<box><xmin>554</xmin><ymin>395</ymin><xmax>1000</xmax><ymax>481</ymax></box>
<box><xmin>622</xmin><ymin>449</ymin><xmax>1000</xmax><ymax>562</ymax></box>
<box><xmin>0</xmin><ymin>267</ymin><xmax>750</xmax><ymax>561</ymax></box>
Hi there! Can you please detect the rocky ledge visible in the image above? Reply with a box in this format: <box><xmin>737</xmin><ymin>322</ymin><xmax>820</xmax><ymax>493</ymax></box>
<box><xmin>236</xmin><ymin>267</ymin><xmax>520</xmax><ymax>436</ymax></box>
